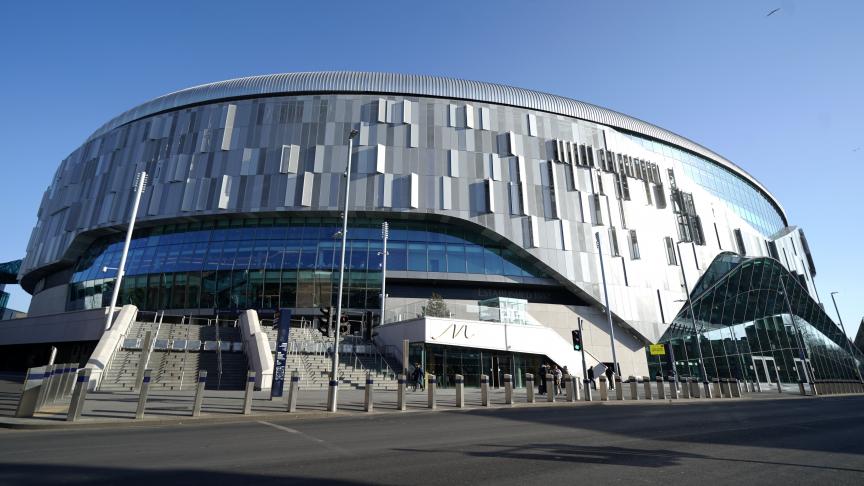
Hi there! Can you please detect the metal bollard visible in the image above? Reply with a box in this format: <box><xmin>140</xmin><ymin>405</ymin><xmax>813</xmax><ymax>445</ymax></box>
<box><xmin>192</xmin><ymin>370</ymin><xmax>207</xmax><ymax>417</ymax></box>
<box><xmin>428</xmin><ymin>375</ymin><xmax>437</xmax><ymax>409</ymax></box>
<box><xmin>61</xmin><ymin>365</ymin><xmax>76</xmax><ymax>399</ymax></box>
<box><xmin>243</xmin><ymin>370</ymin><xmax>256</xmax><ymax>415</ymax></box>
<box><xmin>565</xmin><ymin>375</ymin><xmax>575</xmax><ymax>402</ymax></box>
<box><xmin>615</xmin><ymin>376</ymin><xmax>623</xmax><ymax>400</ymax></box>
<box><xmin>35</xmin><ymin>365</ymin><xmax>54</xmax><ymax>412</ymax></box>
<box><xmin>656</xmin><ymin>376</ymin><xmax>665</xmax><ymax>399</ymax></box>
<box><xmin>504</xmin><ymin>374</ymin><xmax>513</xmax><ymax>405</ymax></box>
<box><xmin>546</xmin><ymin>374</ymin><xmax>555</xmax><ymax>403</ymax></box>
<box><xmin>287</xmin><ymin>371</ymin><xmax>300</xmax><ymax>412</ymax></box>
<box><xmin>690</xmin><ymin>379</ymin><xmax>701</xmax><ymax>398</ymax></box>
<box><xmin>571</xmin><ymin>375</ymin><xmax>581</xmax><ymax>401</ymax></box>
<box><xmin>712</xmin><ymin>378</ymin><xmax>721</xmax><ymax>398</ymax></box>
<box><xmin>731</xmin><ymin>378</ymin><xmax>741</xmax><ymax>398</ymax></box>
<box><xmin>798</xmin><ymin>380</ymin><xmax>806</xmax><ymax>396</ymax></box>
<box><xmin>720</xmin><ymin>379</ymin><xmax>731</xmax><ymax>398</ymax></box>
<box><xmin>44</xmin><ymin>365</ymin><xmax>61</xmax><ymax>407</ymax></box>
<box><xmin>629</xmin><ymin>376</ymin><xmax>639</xmax><ymax>400</ymax></box>
<box><xmin>599</xmin><ymin>376</ymin><xmax>608</xmax><ymax>401</ymax></box>
<box><xmin>455</xmin><ymin>374</ymin><xmax>465</xmax><ymax>408</ymax></box>
<box><xmin>67</xmin><ymin>368</ymin><xmax>92</xmax><ymax>422</ymax></box>
<box><xmin>643</xmin><ymin>376</ymin><xmax>652</xmax><ymax>400</ymax></box>
<box><xmin>668</xmin><ymin>378</ymin><xmax>678</xmax><ymax>399</ymax></box>
<box><xmin>15</xmin><ymin>366</ymin><xmax>46</xmax><ymax>418</ymax></box>
<box><xmin>135</xmin><ymin>369</ymin><xmax>152</xmax><ymax>420</ymax></box>
<box><xmin>681</xmin><ymin>378</ymin><xmax>691</xmax><ymax>399</ymax></box>
<box><xmin>397</xmin><ymin>374</ymin><xmax>407</xmax><ymax>411</ymax></box>
<box><xmin>364</xmin><ymin>372</ymin><xmax>374</xmax><ymax>412</ymax></box>
<box><xmin>584</xmin><ymin>378</ymin><xmax>593</xmax><ymax>402</ymax></box>
<box><xmin>525</xmin><ymin>373</ymin><xmax>535</xmax><ymax>403</ymax></box>
<box><xmin>481</xmin><ymin>374</ymin><xmax>490</xmax><ymax>407</ymax></box>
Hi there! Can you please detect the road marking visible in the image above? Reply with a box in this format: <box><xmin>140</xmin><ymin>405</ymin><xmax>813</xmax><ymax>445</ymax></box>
<box><xmin>257</xmin><ymin>420</ymin><xmax>321</xmax><ymax>441</ymax></box>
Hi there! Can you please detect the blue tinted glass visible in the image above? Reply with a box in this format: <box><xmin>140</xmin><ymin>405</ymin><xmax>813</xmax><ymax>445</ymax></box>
<box><xmin>298</xmin><ymin>243</ymin><xmax>317</xmax><ymax>269</ymax></box>
<box><xmin>407</xmin><ymin>243</ymin><xmax>426</xmax><ymax>271</ymax></box>
<box><xmin>349</xmin><ymin>241</ymin><xmax>369</xmax><ymax>271</ymax></box>
<box><xmin>445</xmin><ymin>244</ymin><xmax>466</xmax><ymax>273</ymax></box>
<box><xmin>465</xmin><ymin>246</ymin><xmax>484</xmax><ymax>274</ymax></box>
<box><xmin>483</xmin><ymin>248</ymin><xmax>504</xmax><ymax>276</ymax></box>
<box><xmin>427</xmin><ymin>243</ymin><xmax>445</xmax><ymax>272</ymax></box>
<box><xmin>388</xmin><ymin>242</ymin><xmax>407</xmax><ymax>270</ymax></box>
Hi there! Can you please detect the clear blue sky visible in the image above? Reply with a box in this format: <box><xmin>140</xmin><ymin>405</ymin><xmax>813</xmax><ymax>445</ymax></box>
<box><xmin>1</xmin><ymin>1</ymin><xmax>862</xmax><ymax>335</ymax></box>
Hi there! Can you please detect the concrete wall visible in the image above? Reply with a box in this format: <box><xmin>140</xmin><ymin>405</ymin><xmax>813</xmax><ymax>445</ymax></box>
<box><xmin>0</xmin><ymin>307</ymin><xmax>108</xmax><ymax>346</ymax></box>
<box><xmin>27</xmin><ymin>285</ymin><xmax>68</xmax><ymax>317</ymax></box>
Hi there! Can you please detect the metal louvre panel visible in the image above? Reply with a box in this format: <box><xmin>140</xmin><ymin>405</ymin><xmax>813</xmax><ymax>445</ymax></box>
<box><xmin>79</xmin><ymin>72</ymin><xmax>778</xmax><ymax>213</ymax></box>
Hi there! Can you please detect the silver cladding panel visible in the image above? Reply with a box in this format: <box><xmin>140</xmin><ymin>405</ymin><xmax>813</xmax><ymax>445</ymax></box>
<box><xmin>84</xmin><ymin>71</ymin><xmax>783</xmax><ymax>219</ymax></box>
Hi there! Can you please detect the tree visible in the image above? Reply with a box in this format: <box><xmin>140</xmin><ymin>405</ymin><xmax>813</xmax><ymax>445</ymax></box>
<box><xmin>423</xmin><ymin>292</ymin><xmax>450</xmax><ymax>318</ymax></box>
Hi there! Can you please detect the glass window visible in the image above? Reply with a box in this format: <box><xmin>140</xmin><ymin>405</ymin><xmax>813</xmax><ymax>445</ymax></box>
<box><xmin>427</xmin><ymin>243</ymin><xmax>445</xmax><ymax>272</ymax></box>
<box><xmin>407</xmin><ymin>243</ymin><xmax>427</xmax><ymax>272</ymax></box>
<box><xmin>665</xmin><ymin>237</ymin><xmax>678</xmax><ymax>266</ymax></box>
<box><xmin>465</xmin><ymin>246</ymin><xmax>484</xmax><ymax>274</ymax></box>
<box><xmin>446</xmin><ymin>244</ymin><xmax>466</xmax><ymax>273</ymax></box>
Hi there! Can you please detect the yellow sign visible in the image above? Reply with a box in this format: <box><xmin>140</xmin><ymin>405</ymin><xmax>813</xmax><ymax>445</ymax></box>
<box><xmin>649</xmin><ymin>344</ymin><xmax>666</xmax><ymax>356</ymax></box>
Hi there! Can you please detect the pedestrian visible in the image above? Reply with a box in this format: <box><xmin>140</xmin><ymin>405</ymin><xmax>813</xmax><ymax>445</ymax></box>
<box><xmin>605</xmin><ymin>365</ymin><xmax>615</xmax><ymax>390</ymax></box>
<box><xmin>562</xmin><ymin>365</ymin><xmax>569</xmax><ymax>394</ymax></box>
<box><xmin>588</xmin><ymin>367</ymin><xmax>596</xmax><ymax>389</ymax></box>
<box><xmin>538</xmin><ymin>363</ymin><xmax>548</xmax><ymax>395</ymax></box>
<box><xmin>553</xmin><ymin>365</ymin><xmax>563</xmax><ymax>395</ymax></box>
<box><xmin>415</xmin><ymin>362</ymin><xmax>425</xmax><ymax>391</ymax></box>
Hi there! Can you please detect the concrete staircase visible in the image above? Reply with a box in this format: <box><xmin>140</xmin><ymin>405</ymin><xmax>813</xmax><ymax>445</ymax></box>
<box><xmin>99</xmin><ymin>320</ymin><xmax>249</xmax><ymax>392</ymax></box>
<box><xmin>263</xmin><ymin>325</ymin><xmax>399</xmax><ymax>391</ymax></box>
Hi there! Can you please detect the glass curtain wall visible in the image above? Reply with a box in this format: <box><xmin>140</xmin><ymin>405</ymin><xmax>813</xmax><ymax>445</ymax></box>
<box><xmin>649</xmin><ymin>256</ymin><xmax>864</xmax><ymax>383</ymax></box>
<box><xmin>67</xmin><ymin>217</ymin><xmax>547</xmax><ymax>313</ymax></box>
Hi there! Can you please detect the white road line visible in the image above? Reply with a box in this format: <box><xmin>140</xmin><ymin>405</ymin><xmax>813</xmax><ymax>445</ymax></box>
<box><xmin>257</xmin><ymin>421</ymin><xmax>324</xmax><ymax>443</ymax></box>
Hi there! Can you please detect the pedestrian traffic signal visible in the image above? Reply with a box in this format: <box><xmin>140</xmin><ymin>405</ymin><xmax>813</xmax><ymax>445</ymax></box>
<box><xmin>571</xmin><ymin>330</ymin><xmax>582</xmax><ymax>351</ymax></box>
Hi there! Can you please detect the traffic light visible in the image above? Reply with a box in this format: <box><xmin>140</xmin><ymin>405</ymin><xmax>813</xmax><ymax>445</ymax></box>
<box><xmin>318</xmin><ymin>307</ymin><xmax>331</xmax><ymax>336</ymax></box>
<box><xmin>571</xmin><ymin>330</ymin><xmax>583</xmax><ymax>351</ymax></box>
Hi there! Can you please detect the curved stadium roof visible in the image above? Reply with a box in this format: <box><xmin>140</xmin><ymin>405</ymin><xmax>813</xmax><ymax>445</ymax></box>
<box><xmin>85</xmin><ymin>71</ymin><xmax>786</xmax><ymax>223</ymax></box>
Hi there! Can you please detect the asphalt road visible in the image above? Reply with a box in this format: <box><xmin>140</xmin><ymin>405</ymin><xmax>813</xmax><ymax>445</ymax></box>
<box><xmin>1</xmin><ymin>396</ymin><xmax>863</xmax><ymax>485</ymax></box>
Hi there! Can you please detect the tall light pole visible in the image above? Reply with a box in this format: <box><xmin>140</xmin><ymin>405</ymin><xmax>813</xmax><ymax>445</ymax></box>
<box><xmin>830</xmin><ymin>292</ymin><xmax>863</xmax><ymax>383</ymax></box>
<box><xmin>675</xmin><ymin>241</ymin><xmax>709</xmax><ymax>391</ymax></box>
<box><xmin>328</xmin><ymin>129</ymin><xmax>358</xmax><ymax>412</ymax></box>
<box><xmin>104</xmin><ymin>171</ymin><xmax>147</xmax><ymax>330</ymax></box>
<box><xmin>379</xmin><ymin>222</ymin><xmax>389</xmax><ymax>326</ymax></box>
<box><xmin>594</xmin><ymin>232</ymin><xmax>619</xmax><ymax>380</ymax></box>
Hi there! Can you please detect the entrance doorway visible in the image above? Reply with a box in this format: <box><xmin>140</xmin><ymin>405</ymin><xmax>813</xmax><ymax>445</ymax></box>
<box><xmin>793</xmin><ymin>357</ymin><xmax>812</xmax><ymax>383</ymax></box>
<box><xmin>752</xmin><ymin>355</ymin><xmax>779</xmax><ymax>387</ymax></box>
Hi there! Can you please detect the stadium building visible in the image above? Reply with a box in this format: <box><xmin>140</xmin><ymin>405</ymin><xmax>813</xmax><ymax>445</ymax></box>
<box><xmin>5</xmin><ymin>72</ymin><xmax>862</xmax><ymax>389</ymax></box>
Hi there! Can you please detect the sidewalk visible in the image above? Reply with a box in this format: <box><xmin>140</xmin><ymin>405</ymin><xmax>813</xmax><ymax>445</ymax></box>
<box><xmin>1</xmin><ymin>383</ymin><xmax>831</xmax><ymax>431</ymax></box>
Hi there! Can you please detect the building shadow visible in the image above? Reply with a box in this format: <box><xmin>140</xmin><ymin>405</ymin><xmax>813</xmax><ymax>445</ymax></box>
<box><xmin>0</xmin><ymin>463</ymin><xmax>376</xmax><ymax>486</ymax></box>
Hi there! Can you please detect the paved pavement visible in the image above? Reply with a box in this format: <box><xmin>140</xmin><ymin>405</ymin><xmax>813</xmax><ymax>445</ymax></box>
<box><xmin>1</xmin><ymin>380</ymin><xmax>791</xmax><ymax>427</ymax></box>
<box><xmin>0</xmin><ymin>395</ymin><xmax>862</xmax><ymax>485</ymax></box>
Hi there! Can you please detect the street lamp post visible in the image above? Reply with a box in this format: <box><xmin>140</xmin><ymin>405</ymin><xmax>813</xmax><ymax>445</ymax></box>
<box><xmin>594</xmin><ymin>232</ymin><xmax>620</xmax><ymax>381</ymax></box>
<box><xmin>379</xmin><ymin>222</ymin><xmax>389</xmax><ymax>326</ymax></box>
<box><xmin>104</xmin><ymin>171</ymin><xmax>147</xmax><ymax>330</ymax></box>
<box><xmin>328</xmin><ymin>129</ymin><xmax>358</xmax><ymax>412</ymax></box>
<box><xmin>675</xmin><ymin>241</ymin><xmax>710</xmax><ymax>393</ymax></box>
<box><xmin>830</xmin><ymin>292</ymin><xmax>864</xmax><ymax>383</ymax></box>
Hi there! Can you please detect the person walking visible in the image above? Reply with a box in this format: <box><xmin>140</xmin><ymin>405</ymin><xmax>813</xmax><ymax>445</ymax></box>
<box><xmin>415</xmin><ymin>362</ymin><xmax>425</xmax><ymax>391</ymax></box>
<box><xmin>538</xmin><ymin>363</ymin><xmax>548</xmax><ymax>395</ymax></box>
<box><xmin>562</xmin><ymin>365</ymin><xmax>569</xmax><ymax>394</ymax></box>
<box><xmin>605</xmin><ymin>365</ymin><xmax>615</xmax><ymax>390</ymax></box>
<box><xmin>553</xmin><ymin>365</ymin><xmax>563</xmax><ymax>395</ymax></box>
